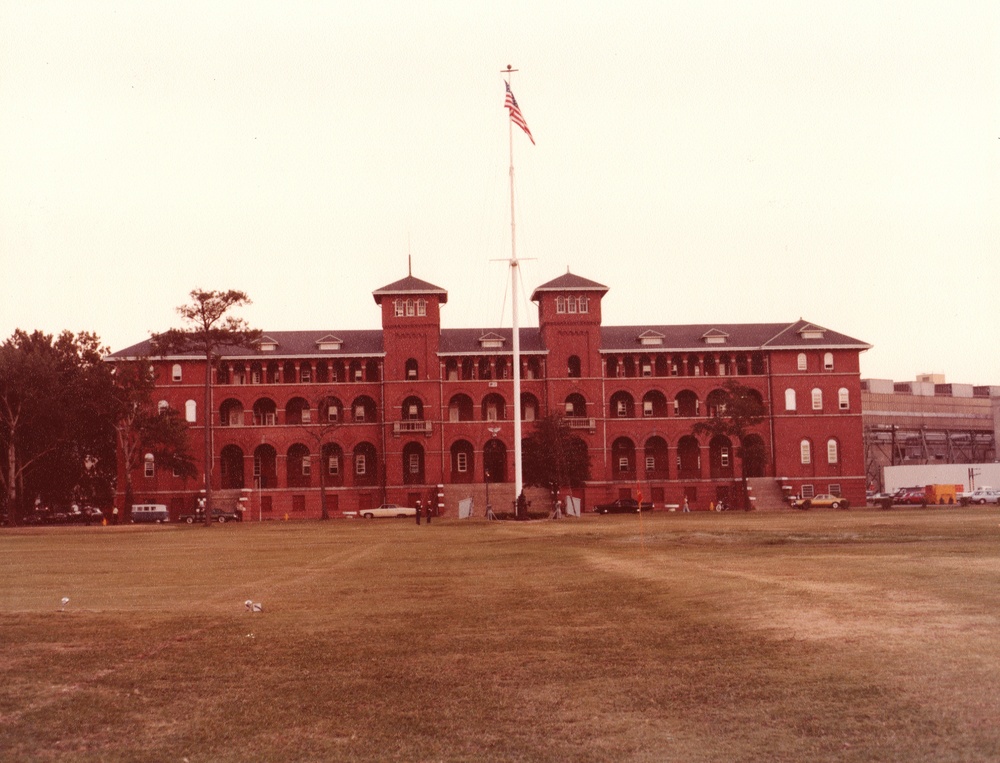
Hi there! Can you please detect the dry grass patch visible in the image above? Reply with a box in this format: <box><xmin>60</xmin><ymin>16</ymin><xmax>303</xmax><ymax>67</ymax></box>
<box><xmin>2</xmin><ymin>509</ymin><xmax>1000</xmax><ymax>761</ymax></box>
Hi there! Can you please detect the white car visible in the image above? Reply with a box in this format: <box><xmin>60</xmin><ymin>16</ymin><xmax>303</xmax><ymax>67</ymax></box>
<box><xmin>959</xmin><ymin>488</ymin><xmax>1000</xmax><ymax>506</ymax></box>
<box><xmin>361</xmin><ymin>503</ymin><xmax>417</xmax><ymax>519</ymax></box>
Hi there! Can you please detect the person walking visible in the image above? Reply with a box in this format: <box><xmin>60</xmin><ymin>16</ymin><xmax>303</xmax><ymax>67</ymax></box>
<box><xmin>425</xmin><ymin>498</ymin><xmax>432</xmax><ymax>525</ymax></box>
<box><xmin>415</xmin><ymin>499</ymin><xmax>422</xmax><ymax>526</ymax></box>
<box><xmin>682</xmin><ymin>497</ymin><xmax>690</xmax><ymax>513</ymax></box>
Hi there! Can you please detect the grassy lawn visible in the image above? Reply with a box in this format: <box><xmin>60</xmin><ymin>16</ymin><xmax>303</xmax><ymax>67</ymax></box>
<box><xmin>3</xmin><ymin>508</ymin><xmax>1000</xmax><ymax>762</ymax></box>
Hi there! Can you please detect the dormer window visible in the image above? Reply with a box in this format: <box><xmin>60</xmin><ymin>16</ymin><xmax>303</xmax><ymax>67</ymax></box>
<box><xmin>799</xmin><ymin>324</ymin><xmax>826</xmax><ymax>340</ymax></box>
<box><xmin>701</xmin><ymin>329</ymin><xmax>729</xmax><ymax>345</ymax></box>
<box><xmin>478</xmin><ymin>332</ymin><xmax>506</xmax><ymax>350</ymax></box>
<box><xmin>638</xmin><ymin>330</ymin><xmax>664</xmax><ymax>346</ymax></box>
<box><xmin>316</xmin><ymin>335</ymin><xmax>343</xmax><ymax>351</ymax></box>
<box><xmin>258</xmin><ymin>336</ymin><xmax>279</xmax><ymax>352</ymax></box>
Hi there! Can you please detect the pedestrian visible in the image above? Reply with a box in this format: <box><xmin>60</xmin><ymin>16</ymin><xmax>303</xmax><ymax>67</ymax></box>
<box><xmin>425</xmin><ymin>498</ymin><xmax>432</xmax><ymax>525</ymax></box>
<box><xmin>682</xmin><ymin>497</ymin><xmax>690</xmax><ymax>513</ymax></box>
<box><xmin>415</xmin><ymin>499</ymin><xmax>422</xmax><ymax>526</ymax></box>
<box><xmin>112</xmin><ymin>506</ymin><xmax>119</xmax><ymax>525</ymax></box>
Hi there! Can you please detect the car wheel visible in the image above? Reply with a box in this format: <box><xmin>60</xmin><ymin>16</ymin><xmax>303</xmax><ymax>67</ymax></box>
<box><xmin>363</xmin><ymin>512</ymin><xmax>374</xmax><ymax>519</ymax></box>
<box><xmin>802</xmin><ymin>500</ymin><xmax>811</xmax><ymax>510</ymax></box>
<box><xmin>978</xmin><ymin>499</ymin><xmax>987</xmax><ymax>505</ymax></box>
<box><xmin>218</xmin><ymin>516</ymin><xmax>226</xmax><ymax>523</ymax></box>
<box><xmin>831</xmin><ymin>501</ymin><xmax>840</xmax><ymax>509</ymax></box>
<box><xmin>185</xmin><ymin>517</ymin><xmax>194</xmax><ymax>524</ymax></box>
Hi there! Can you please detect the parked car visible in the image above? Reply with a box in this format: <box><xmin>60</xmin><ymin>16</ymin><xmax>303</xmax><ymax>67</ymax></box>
<box><xmin>594</xmin><ymin>498</ymin><xmax>653</xmax><ymax>514</ymax></box>
<box><xmin>958</xmin><ymin>487</ymin><xmax>1000</xmax><ymax>506</ymax></box>
<box><xmin>66</xmin><ymin>505</ymin><xmax>104</xmax><ymax>524</ymax></box>
<box><xmin>361</xmin><ymin>504</ymin><xmax>417</xmax><ymax>519</ymax></box>
<box><xmin>179</xmin><ymin>508</ymin><xmax>241</xmax><ymax>524</ymax></box>
<box><xmin>791</xmin><ymin>494</ymin><xmax>849</xmax><ymax>510</ymax></box>
<box><xmin>891</xmin><ymin>487</ymin><xmax>927</xmax><ymax>506</ymax></box>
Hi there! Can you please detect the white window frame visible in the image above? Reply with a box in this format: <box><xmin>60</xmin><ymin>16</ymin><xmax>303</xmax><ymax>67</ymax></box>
<box><xmin>800</xmin><ymin>439</ymin><xmax>812</xmax><ymax>465</ymax></box>
<box><xmin>144</xmin><ymin>454</ymin><xmax>155</xmax><ymax>478</ymax></box>
<box><xmin>838</xmin><ymin>388</ymin><xmax>849</xmax><ymax>410</ymax></box>
<box><xmin>172</xmin><ymin>364</ymin><xmax>182</xmax><ymax>382</ymax></box>
<box><xmin>579</xmin><ymin>296</ymin><xmax>588</xmax><ymax>313</ymax></box>
<box><xmin>416</xmin><ymin>299</ymin><xmax>427</xmax><ymax>317</ymax></box>
<box><xmin>801</xmin><ymin>484</ymin><xmax>815</xmax><ymax>498</ymax></box>
<box><xmin>556</xmin><ymin>296</ymin><xmax>566</xmax><ymax>314</ymax></box>
<box><xmin>354</xmin><ymin>405</ymin><xmax>366</xmax><ymax>422</ymax></box>
<box><xmin>785</xmin><ymin>388</ymin><xmax>796</xmax><ymax>411</ymax></box>
<box><xmin>185</xmin><ymin>400</ymin><xmax>197</xmax><ymax>423</ymax></box>
<box><xmin>456</xmin><ymin>451</ymin><xmax>468</xmax><ymax>473</ymax></box>
<box><xmin>643</xmin><ymin>400</ymin><xmax>653</xmax><ymax>417</ymax></box>
<box><xmin>328</xmin><ymin>455</ymin><xmax>339</xmax><ymax>476</ymax></box>
<box><xmin>394</xmin><ymin>300</ymin><xmax>404</xmax><ymax>317</ymax></box>
<box><xmin>355</xmin><ymin>454</ymin><xmax>366</xmax><ymax>475</ymax></box>
<box><xmin>618</xmin><ymin>456</ymin><xmax>630</xmax><ymax>472</ymax></box>
<box><xmin>645</xmin><ymin>455</ymin><xmax>655</xmax><ymax>472</ymax></box>
<box><xmin>811</xmin><ymin>388</ymin><xmax>823</xmax><ymax>411</ymax></box>
<box><xmin>797</xmin><ymin>353</ymin><xmax>807</xmax><ymax>371</ymax></box>
<box><xmin>617</xmin><ymin>399</ymin><xmax>628</xmax><ymax>417</ymax></box>
<box><xmin>301</xmin><ymin>457</ymin><xmax>311</xmax><ymax>476</ymax></box>
<box><xmin>405</xmin><ymin>299</ymin><xmax>415</xmax><ymax>317</ymax></box>
<box><xmin>720</xmin><ymin>447</ymin><xmax>730</xmax><ymax>467</ymax></box>
<box><xmin>827</xmin><ymin>439</ymin><xmax>839</xmax><ymax>464</ymax></box>
<box><xmin>408</xmin><ymin>453</ymin><xmax>420</xmax><ymax>474</ymax></box>
<box><xmin>824</xmin><ymin>352</ymin><xmax>834</xmax><ymax>371</ymax></box>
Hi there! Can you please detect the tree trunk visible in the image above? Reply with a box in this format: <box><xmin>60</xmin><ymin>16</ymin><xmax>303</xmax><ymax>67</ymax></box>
<box><xmin>203</xmin><ymin>354</ymin><xmax>213</xmax><ymax>527</ymax></box>
<box><xmin>7</xmin><ymin>441</ymin><xmax>17</xmax><ymax>526</ymax></box>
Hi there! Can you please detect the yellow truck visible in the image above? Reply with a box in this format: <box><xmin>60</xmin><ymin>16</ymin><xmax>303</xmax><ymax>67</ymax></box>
<box><xmin>923</xmin><ymin>484</ymin><xmax>962</xmax><ymax>506</ymax></box>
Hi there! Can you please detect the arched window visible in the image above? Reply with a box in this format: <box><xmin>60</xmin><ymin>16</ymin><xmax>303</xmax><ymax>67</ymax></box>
<box><xmin>481</xmin><ymin>393</ymin><xmax>506</xmax><ymax>421</ymax></box>
<box><xmin>416</xmin><ymin>299</ymin><xmax>427</xmax><ymax>317</ymax></box>
<box><xmin>220</xmin><ymin>445</ymin><xmax>245</xmax><ymax>489</ymax></box>
<box><xmin>811</xmin><ymin>388</ymin><xmax>823</xmax><ymax>411</ymax></box>
<box><xmin>785</xmin><ymin>388</ymin><xmax>797</xmax><ymax>411</ymax></box>
<box><xmin>827</xmin><ymin>438</ymin><xmax>839</xmax><ymax>464</ymax></box>
<box><xmin>706</xmin><ymin>389</ymin><xmax>728</xmax><ymax>417</ymax></box>
<box><xmin>286</xmin><ymin>444</ymin><xmax>311</xmax><ymax>488</ymax></box>
<box><xmin>402</xmin><ymin>396</ymin><xmax>424</xmax><ymax>421</ymax></box>
<box><xmin>143</xmin><ymin>453</ymin><xmax>155</xmax><ymax>478</ymax></box>
<box><xmin>157</xmin><ymin>400</ymin><xmax>169</xmax><ymax>415</ymax></box>
<box><xmin>520</xmin><ymin>392</ymin><xmax>539</xmax><ymax>422</ymax></box>
<box><xmin>565</xmin><ymin>393</ymin><xmax>586</xmax><ymax>417</ymax></box>
<box><xmin>556</xmin><ymin>296</ymin><xmax>566</xmax><ymax>314</ymax></box>
<box><xmin>642</xmin><ymin>390</ymin><xmax>668</xmax><ymax>418</ymax></box>
<box><xmin>609</xmin><ymin>391</ymin><xmax>635</xmax><ymax>418</ymax></box>
<box><xmin>448</xmin><ymin>394</ymin><xmax>474</xmax><ymax>422</ymax></box>
<box><xmin>185</xmin><ymin>400</ymin><xmax>197</xmax><ymax>423</ymax></box>
<box><xmin>405</xmin><ymin>298</ymin><xmax>415</xmax><ymax>317</ymax></box>
<box><xmin>286</xmin><ymin>397</ymin><xmax>311</xmax><ymax>425</ymax></box>
<box><xmin>403</xmin><ymin>442</ymin><xmax>425</xmax><ymax>484</ymax></box>
<box><xmin>172</xmin><ymin>363</ymin><xmax>182</xmax><ymax>382</ymax></box>
<box><xmin>797</xmin><ymin>353</ymin><xmax>807</xmax><ymax>371</ymax></box>
<box><xmin>675</xmin><ymin>390</ymin><xmax>699</xmax><ymax>417</ymax></box>
<box><xmin>838</xmin><ymin>388</ymin><xmax>850</xmax><ymax>410</ymax></box>
<box><xmin>252</xmin><ymin>398</ymin><xmax>277</xmax><ymax>426</ymax></box>
<box><xmin>824</xmin><ymin>352</ymin><xmax>834</xmax><ymax>371</ymax></box>
<box><xmin>450</xmin><ymin>440</ymin><xmax>475</xmax><ymax>482</ymax></box>
<box><xmin>567</xmin><ymin>355</ymin><xmax>581</xmax><ymax>378</ymax></box>
<box><xmin>611</xmin><ymin>437</ymin><xmax>636</xmax><ymax>477</ymax></box>
<box><xmin>405</xmin><ymin>358</ymin><xmax>418</xmax><ymax>380</ymax></box>
<box><xmin>220</xmin><ymin>398</ymin><xmax>244</xmax><ymax>427</ymax></box>
<box><xmin>800</xmin><ymin>439</ymin><xmax>812</xmax><ymax>465</ymax></box>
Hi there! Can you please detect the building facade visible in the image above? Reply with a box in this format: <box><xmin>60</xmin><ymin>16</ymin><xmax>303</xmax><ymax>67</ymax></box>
<box><xmin>862</xmin><ymin>375</ymin><xmax>1000</xmax><ymax>491</ymax></box>
<box><xmin>109</xmin><ymin>271</ymin><xmax>870</xmax><ymax>517</ymax></box>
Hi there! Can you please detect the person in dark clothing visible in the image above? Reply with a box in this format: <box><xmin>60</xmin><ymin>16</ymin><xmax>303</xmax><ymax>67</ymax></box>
<box><xmin>415</xmin><ymin>499</ymin><xmax>422</xmax><ymax>526</ymax></box>
<box><xmin>425</xmin><ymin>499</ymin><xmax>432</xmax><ymax>524</ymax></box>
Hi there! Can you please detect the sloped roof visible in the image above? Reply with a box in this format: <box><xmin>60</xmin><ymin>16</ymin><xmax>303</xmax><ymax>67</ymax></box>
<box><xmin>372</xmin><ymin>275</ymin><xmax>448</xmax><ymax>304</ymax></box>
<box><xmin>438</xmin><ymin>328</ymin><xmax>546</xmax><ymax>355</ymax></box>
<box><xmin>106</xmin><ymin>329</ymin><xmax>385</xmax><ymax>360</ymax></box>
<box><xmin>530</xmin><ymin>271</ymin><xmax>609</xmax><ymax>301</ymax></box>
<box><xmin>601</xmin><ymin>321</ymin><xmax>870</xmax><ymax>352</ymax></box>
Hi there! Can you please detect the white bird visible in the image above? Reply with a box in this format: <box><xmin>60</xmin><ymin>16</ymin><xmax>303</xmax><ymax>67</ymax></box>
<box><xmin>244</xmin><ymin>600</ymin><xmax>263</xmax><ymax>613</ymax></box>
<box><xmin>61</xmin><ymin>597</ymin><xmax>69</xmax><ymax>611</ymax></box>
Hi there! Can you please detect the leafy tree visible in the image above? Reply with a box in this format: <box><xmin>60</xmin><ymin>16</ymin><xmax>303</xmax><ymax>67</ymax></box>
<box><xmin>522</xmin><ymin>414</ymin><xmax>590</xmax><ymax>492</ymax></box>
<box><xmin>0</xmin><ymin>330</ymin><xmax>117</xmax><ymax>523</ymax></box>
<box><xmin>692</xmin><ymin>380</ymin><xmax>768</xmax><ymax>510</ymax></box>
<box><xmin>111</xmin><ymin>359</ymin><xmax>197</xmax><ymax>519</ymax></box>
<box><xmin>151</xmin><ymin>290</ymin><xmax>260</xmax><ymax>526</ymax></box>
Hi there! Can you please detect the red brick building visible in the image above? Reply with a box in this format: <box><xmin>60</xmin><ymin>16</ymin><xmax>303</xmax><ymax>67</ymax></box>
<box><xmin>108</xmin><ymin>271</ymin><xmax>870</xmax><ymax>517</ymax></box>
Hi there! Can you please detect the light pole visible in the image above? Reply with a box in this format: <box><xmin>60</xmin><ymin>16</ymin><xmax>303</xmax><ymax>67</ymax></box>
<box><xmin>486</xmin><ymin>426</ymin><xmax>501</xmax><ymax>520</ymax></box>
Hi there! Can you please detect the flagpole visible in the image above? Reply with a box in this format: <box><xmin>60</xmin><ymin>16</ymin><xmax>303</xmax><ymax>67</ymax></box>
<box><xmin>503</xmin><ymin>65</ymin><xmax>524</xmax><ymax>503</ymax></box>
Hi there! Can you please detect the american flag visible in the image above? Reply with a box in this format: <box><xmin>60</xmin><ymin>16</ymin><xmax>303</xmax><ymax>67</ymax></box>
<box><xmin>504</xmin><ymin>82</ymin><xmax>535</xmax><ymax>145</ymax></box>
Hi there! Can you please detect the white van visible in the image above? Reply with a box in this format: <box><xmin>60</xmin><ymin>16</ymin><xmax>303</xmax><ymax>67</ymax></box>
<box><xmin>131</xmin><ymin>504</ymin><xmax>170</xmax><ymax>523</ymax></box>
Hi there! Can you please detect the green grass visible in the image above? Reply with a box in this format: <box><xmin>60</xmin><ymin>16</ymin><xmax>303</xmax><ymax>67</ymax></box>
<box><xmin>3</xmin><ymin>508</ymin><xmax>1000</xmax><ymax>761</ymax></box>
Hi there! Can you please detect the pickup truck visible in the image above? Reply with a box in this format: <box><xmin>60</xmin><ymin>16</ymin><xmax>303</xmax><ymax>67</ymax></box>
<box><xmin>178</xmin><ymin>508</ymin><xmax>241</xmax><ymax>524</ymax></box>
<box><xmin>958</xmin><ymin>487</ymin><xmax>1000</xmax><ymax>506</ymax></box>
<box><xmin>594</xmin><ymin>498</ymin><xmax>653</xmax><ymax>514</ymax></box>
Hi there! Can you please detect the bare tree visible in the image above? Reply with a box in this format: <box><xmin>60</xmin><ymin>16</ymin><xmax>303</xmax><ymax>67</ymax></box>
<box><xmin>151</xmin><ymin>290</ymin><xmax>260</xmax><ymax>526</ymax></box>
<box><xmin>294</xmin><ymin>396</ymin><xmax>342</xmax><ymax>520</ymax></box>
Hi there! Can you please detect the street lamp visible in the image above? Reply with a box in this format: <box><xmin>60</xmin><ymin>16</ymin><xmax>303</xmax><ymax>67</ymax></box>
<box><xmin>486</xmin><ymin>426</ymin><xmax>501</xmax><ymax>520</ymax></box>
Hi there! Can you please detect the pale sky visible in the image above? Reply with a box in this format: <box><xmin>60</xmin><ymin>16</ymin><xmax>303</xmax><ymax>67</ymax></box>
<box><xmin>2</xmin><ymin>2</ymin><xmax>998</xmax><ymax>384</ymax></box>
